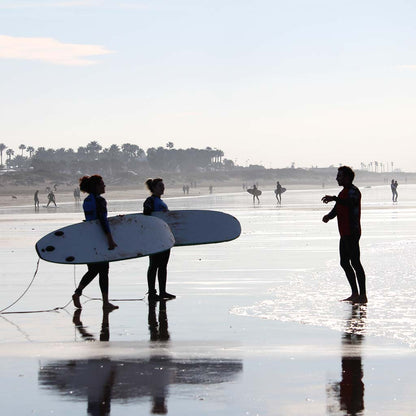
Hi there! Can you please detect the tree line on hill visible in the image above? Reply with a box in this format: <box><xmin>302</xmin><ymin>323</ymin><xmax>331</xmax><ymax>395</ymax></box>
<box><xmin>0</xmin><ymin>141</ymin><xmax>232</xmax><ymax>177</ymax></box>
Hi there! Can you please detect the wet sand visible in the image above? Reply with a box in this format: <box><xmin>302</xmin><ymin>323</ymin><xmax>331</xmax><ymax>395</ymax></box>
<box><xmin>1</xmin><ymin>186</ymin><xmax>416</xmax><ymax>415</ymax></box>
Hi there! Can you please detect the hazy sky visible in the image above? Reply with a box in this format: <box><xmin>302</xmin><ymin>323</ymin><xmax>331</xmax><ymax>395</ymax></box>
<box><xmin>1</xmin><ymin>0</ymin><xmax>415</xmax><ymax>171</ymax></box>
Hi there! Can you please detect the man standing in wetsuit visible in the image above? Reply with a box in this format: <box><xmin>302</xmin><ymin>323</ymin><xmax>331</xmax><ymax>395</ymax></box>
<box><xmin>322</xmin><ymin>166</ymin><xmax>367</xmax><ymax>304</ymax></box>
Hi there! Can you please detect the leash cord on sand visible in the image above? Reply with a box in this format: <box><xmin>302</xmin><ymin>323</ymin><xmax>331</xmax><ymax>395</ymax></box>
<box><xmin>0</xmin><ymin>259</ymin><xmax>73</xmax><ymax>315</ymax></box>
<box><xmin>0</xmin><ymin>261</ymin><xmax>146</xmax><ymax>314</ymax></box>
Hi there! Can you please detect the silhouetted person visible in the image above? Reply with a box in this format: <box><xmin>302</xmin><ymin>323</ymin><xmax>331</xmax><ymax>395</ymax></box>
<box><xmin>34</xmin><ymin>190</ymin><xmax>40</xmax><ymax>209</ymax></box>
<box><xmin>275</xmin><ymin>181</ymin><xmax>283</xmax><ymax>204</ymax></box>
<box><xmin>322</xmin><ymin>166</ymin><xmax>367</xmax><ymax>304</ymax></box>
<box><xmin>394</xmin><ymin>180</ymin><xmax>398</xmax><ymax>202</ymax></box>
<box><xmin>390</xmin><ymin>179</ymin><xmax>398</xmax><ymax>203</ymax></box>
<box><xmin>72</xmin><ymin>175</ymin><xmax>118</xmax><ymax>311</ymax></box>
<box><xmin>46</xmin><ymin>190</ymin><xmax>57</xmax><ymax>207</ymax></box>
<box><xmin>74</xmin><ymin>187</ymin><xmax>81</xmax><ymax>203</ymax></box>
<box><xmin>143</xmin><ymin>178</ymin><xmax>175</xmax><ymax>301</ymax></box>
<box><xmin>252</xmin><ymin>184</ymin><xmax>260</xmax><ymax>204</ymax></box>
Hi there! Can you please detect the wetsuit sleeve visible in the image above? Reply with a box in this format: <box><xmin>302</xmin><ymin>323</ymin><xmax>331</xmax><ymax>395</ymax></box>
<box><xmin>95</xmin><ymin>196</ymin><xmax>111</xmax><ymax>234</ymax></box>
<box><xmin>326</xmin><ymin>206</ymin><xmax>337</xmax><ymax>219</ymax></box>
<box><xmin>143</xmin><ymin>196</ymin><xmax>154</xmax><ymax>216</ymax></box>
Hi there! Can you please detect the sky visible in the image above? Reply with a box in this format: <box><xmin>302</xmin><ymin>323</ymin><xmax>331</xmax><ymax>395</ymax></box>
<box><xmin>1</xmin><ymin>0</ymin><xmax>416</xmax><ymax>171</ymax></box>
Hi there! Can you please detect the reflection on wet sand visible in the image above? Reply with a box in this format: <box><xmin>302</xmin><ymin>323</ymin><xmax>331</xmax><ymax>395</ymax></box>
<box><xmin>39</xmin><ymin>301</ymin><xmax>243</xmax><ymax>415</ymax></box>
<box><xmin>327</xmin><ymin>304</ymin><xmax>366</xmax><ymax>416</ymax></box>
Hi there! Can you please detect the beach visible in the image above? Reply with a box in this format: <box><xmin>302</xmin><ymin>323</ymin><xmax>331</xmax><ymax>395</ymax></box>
<box><xmin>1</xmin><ymin>184</ymin><xmax>416</xmax><ymax>415</ymax></box>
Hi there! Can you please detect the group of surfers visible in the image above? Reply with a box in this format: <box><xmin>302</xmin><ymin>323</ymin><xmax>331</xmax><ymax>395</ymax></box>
<box><xmin>72</xmin><ymin>165</ymin><xmax>368</xmax><ymax>311</ymax></box>
<box><xmin>71</xmin><ymin>176</ymin><xmax>175</xmax><ymax>311</ymax></box>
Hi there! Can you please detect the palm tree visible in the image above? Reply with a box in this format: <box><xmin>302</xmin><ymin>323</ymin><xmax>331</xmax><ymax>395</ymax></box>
<box><xmin>0</xmin><ymin>143</ymin><xmax>6</xmax><ymax>167</ymax></box>
<box><xmin>26</xmin><ymin>146</ymin><xmax>35</xmax><ymax>158</ymax></box>
<box><xmin>19</xmin><ymin>144</ymin><xmax>26</xmax><ymax>156</ymax></box>
<box><xmin>6</xmin><ymin>148</ymin><xmax>14</xmax><ymax>167</ymax></box>
<box><xmin>86</xmin><ymin>141</ymin><xmax>102</xmax><ymax>155</ymax></box>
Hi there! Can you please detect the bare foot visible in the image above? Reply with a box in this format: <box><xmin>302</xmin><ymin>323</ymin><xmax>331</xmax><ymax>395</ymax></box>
<box><xmin>103</xmin><ymin>302</ymin><xmax>119</xmax><ymax>310</ymax></box>
<box><xmin>72</xmin><ymin>293</ymin><xmax>82</xmax><ymax>309</ymax></box>
<box><xmin>355</xmin><ymin>295</ymin><xmax>368</xmax><ymax>304</ymax></box>
<box><xmin>341</xmin><ymin>294</ymin><xmax>360</xmax><ymax>303</ymax></box>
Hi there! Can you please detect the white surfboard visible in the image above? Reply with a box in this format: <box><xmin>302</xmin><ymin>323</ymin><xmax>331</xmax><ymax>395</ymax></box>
<box><xmin>247</xmin><ymin>188</ymin><xmax>262</xmax><ymax>196</ymax></box>
<box><xmin>36</xmin><ymin>214</ymin><xmax>175</xmax><ymax>265</ymax></box>
<box><xmin>150</xmin><ymin>210</ymin><xmax>241</xmax><ymax>246</ymax></box>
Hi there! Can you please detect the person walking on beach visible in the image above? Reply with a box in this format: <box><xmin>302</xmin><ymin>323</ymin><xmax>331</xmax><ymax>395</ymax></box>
<box><xmin>275</xmin><ymin>181</ymin><xmax>283</xmax><ymax>204</ymax></box>
<box><xmin>394</xmin><ymin>180</ymin><xmax>398</xmax><ymax>202</ymax></box>
<box><xmin>390</xmin><ymin>179</ymin><xmax>398</xmax><ymax>203</ymax></box>
<box><xmin>143</xmin><ymin>178</ymin><xmax>176</xmax><ymax>301</ymax></box>
<box><xmin>72</xmin><ymin>175</ymin><xmax>118</xmax><ymax>310</ymax></box>
<box><xmin>34</xmin><ymin>190</ymin><xmax>40</xmax><ymax>209</ymax></box>
<box><xmin>252</xmin><ymin>184</ymin><xmax>260</xmax><ymax>204</ymax></box>
<box><xmin>322</xmin><ymin>166</ymin><xmax>367</xmax><ymax>304</ymax></box>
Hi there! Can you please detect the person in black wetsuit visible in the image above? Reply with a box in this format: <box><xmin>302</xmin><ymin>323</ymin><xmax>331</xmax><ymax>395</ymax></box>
<box><xmin>275</xmin><ymin>181</ymin><xmax>283</xmax><ymax>204</ymax></box>
<box><xmin>34</xmin><ymin>190</ymin><xmax>40</xmax><ymax>209</ymax></box>
<box><xmin>72</xmin><ymin>175</ymin><xmax>118</xmax><ymax>310</ymax></box>
<box><xmin>322</xmin><ymin>166</ymin><xmax>367</xmax><ymax>304</ymax></box>
<box><xmin>143</xmin><ymin>178</ymin><xmax>176</xmax><ymax>301</ymax></box>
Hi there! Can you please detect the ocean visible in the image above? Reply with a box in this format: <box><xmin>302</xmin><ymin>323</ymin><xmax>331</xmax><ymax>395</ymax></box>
<box><xmin>0</xmin><ymin>184</ymin><xmax>415</xmax><ymax>415</ymax></box>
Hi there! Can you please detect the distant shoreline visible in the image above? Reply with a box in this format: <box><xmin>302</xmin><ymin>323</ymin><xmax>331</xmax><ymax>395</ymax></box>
<box><xmin>0</xmin><ymin>180</ymin><xmax>401</xmax><ymax>208</ymax></box>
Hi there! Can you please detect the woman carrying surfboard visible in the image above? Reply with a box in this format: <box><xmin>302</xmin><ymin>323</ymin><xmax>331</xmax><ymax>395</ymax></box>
<box><xmin>72</xmin><ymin>175</ymin><xmax>119</xmax><ymax>310</ymax></box>
<box><xmin>143</xmin><ymin>178</ymin><xmax>176</xmax><ymax>301</ymax></box>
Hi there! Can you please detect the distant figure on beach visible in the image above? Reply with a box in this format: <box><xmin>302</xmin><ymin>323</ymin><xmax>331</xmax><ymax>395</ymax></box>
<box><xmin>209</xmin><ymin>185</ymin><xmax>213</xmax><ymax>194</ymax></box>
<box><xmin>322</xmin><ymin>166</ymin><xmax>367</xmax><ymax>304</ymax></box>
<box><xmin>34</xmin><ymin>190</ymin><xmax>39</xmax><ymax>209</ymax></box>
<box><xmin>143</xmin><ymin>178</ymin><xmax>176</xmax><ymax>301</ymax></box>
<box><xmin>274</xmin><ymin>181</ymin><xmax>283</xmax><ymax>204</ymax></box>
<box><xmin>391</xmin><ymin>179</ymin><xmax>398</xmax><ymax>203</ymax></box>
<box><xmin>394</xmin><ymin>180</ymin><xmax>398</xmax><ymax>202</ymax></box>
<box><xmin>249</xmin><ymin>184</ymin><xmax>261</xmax><ymax>204</ymax></box>
<box><xmin>46</xmin><ymin>190</ymin><xmax>57</xmax><ymax>207</ymax></box>
<box><xmin>72</xmin><ymin>175</ymin><xmax>118</xmax><ymax>311</ymax></box>
<box><xmin>73</xmin><ymin>187</ymin><xmax>81</xmax><ymax>202</ymax></box>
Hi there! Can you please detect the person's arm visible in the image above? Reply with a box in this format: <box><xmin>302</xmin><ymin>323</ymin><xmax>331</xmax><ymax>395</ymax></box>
<box><xmin>143</xmin><ymin>196</ymin><xmax>154</xmax><ymax>216</ymax></box>
<box><xmin>322</xmin><ymin>188</ymin><xmax>359</xmax><ymax>207</ymax></box>
<box><xmin>322</xmin><ymin>206</ymin><xmax>337</xmax><ymax>223</ymax></box>
<box><xmin>95</xmin><ymin>197</ymin><xmax>117</xmax><ymax>250</ymax></box>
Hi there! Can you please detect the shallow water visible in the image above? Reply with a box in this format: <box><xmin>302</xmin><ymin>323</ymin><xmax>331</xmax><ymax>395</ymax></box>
<box><xmin>1</xmin><ymin>184</ymin><xmax>416</xmax><ymax>415</ymax></box>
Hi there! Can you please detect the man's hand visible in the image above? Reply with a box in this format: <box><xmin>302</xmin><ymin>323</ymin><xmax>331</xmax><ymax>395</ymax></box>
<box><xmin>322</xmin><ymin>215</ymin><xmax>330</xmax><ymax>223</ymax></box>
<box><xmin>321</xmin><ymin>195</ymin><xmax>336</xmax><ymax>204</ymax></box>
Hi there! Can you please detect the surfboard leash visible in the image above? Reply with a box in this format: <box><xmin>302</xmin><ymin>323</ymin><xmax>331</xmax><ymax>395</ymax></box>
<box><xmin>0</xmin><ymin>259</ymin><xmax>73</xmax><ymax>315</ymax></box>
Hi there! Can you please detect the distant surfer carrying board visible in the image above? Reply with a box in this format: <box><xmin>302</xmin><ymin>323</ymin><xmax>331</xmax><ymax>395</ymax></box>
<box><xmin>246</xmin><ymin>184</ymin><xmax>261</xmax><ymax>204</ymax></box>
<box><xmin>321</xmin><ymin>166</ymin><xmax>367</xmax><ymax>304</ymax></box>
<box><xmin>275</xmin><ymin>181</ymin><xmax>283</xmax><ymax>204</ymax></box>
<box><xmin>72</xmin><ymin>175</ymin><xmax>119</xmax><ymax>310</ymax></box>
<box><xmin>143</xmin><ymin>178</ymin><xmax>176</xmax><ymax>301</ymax></box>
